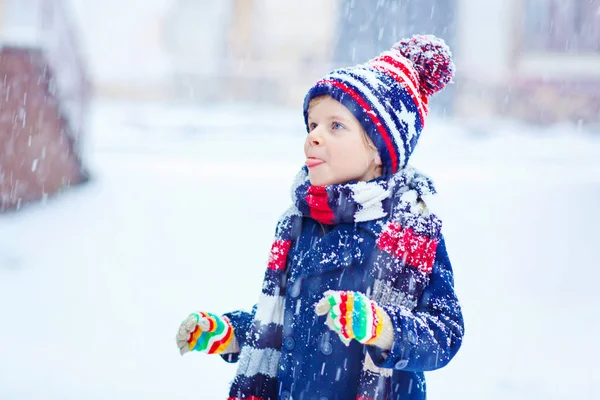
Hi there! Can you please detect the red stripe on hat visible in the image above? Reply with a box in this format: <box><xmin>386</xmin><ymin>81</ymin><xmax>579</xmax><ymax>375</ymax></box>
<box><xmin>267</xmin><ymin>240</ymin><xmax>292</xmax><ymax>271</ymax></box>
<box><xmin>322</xmin><ymin>80</ymin><xmax>399</xmax><ymax>173</ymax></box>
<box><xmin>375</xmin><ymin>54</ymin><xmax>420</xmax><ymax>88</ymax></box>
<box><xmin>371</xmin><ymin>55</ymin><xmax>427</xmax><ymax>126</ymax></box>
<box><xmin>306</xmin><ymin>185</ymin><xmax>335</xmax><ymax>224</ymax></box>
<box><xmin>372</xmin><ymin>64</ymin><xmax>426</xmax><ymax>127</ymax></box>
<box><xmin>381</xmin><ymin>54</ymin><xmax>429</xmax><ymax>120</ymax></box>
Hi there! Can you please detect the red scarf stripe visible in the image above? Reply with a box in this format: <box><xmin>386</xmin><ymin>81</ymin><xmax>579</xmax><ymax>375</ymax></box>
<box><xmin>376</xmin><ymin>222</ymin><xmax>439</xmax><ymax>274</ymax></box>
<box><xmin>306</xmin><ymin>185</ymin><xmax>335</xmax><ymax>224</ymax></box>
<box><xmin>267</xmin><ymin>239</ymin><xmax>292</xmax><ymax>271</ymax></box>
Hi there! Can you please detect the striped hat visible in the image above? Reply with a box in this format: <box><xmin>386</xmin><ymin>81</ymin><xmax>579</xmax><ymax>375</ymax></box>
<box><xmin>303</xmin><ymin>34</ymin><xmax>455</xmax><ymax>175</ymax></box>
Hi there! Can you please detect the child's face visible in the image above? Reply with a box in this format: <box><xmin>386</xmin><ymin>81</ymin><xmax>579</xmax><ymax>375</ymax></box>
<box><xmin>304</xmin><ymin>96</ymin><xmax>382</xmax><ymax>186</ymax></box>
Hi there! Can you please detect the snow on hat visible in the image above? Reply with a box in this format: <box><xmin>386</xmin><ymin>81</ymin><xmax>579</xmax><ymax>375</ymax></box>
<box><xmin>303</xmin><ymin>34</ymin><xmax>455</xmax><ymax>175</ymax></box>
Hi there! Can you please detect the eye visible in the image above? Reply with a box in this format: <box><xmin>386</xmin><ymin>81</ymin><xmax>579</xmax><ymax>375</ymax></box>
<box><xmin>332</xmin><ymin>121</ymin><xmax>345</xmax><ymax>130</ymax></box>
<box><xmin>308</xmin><ymin>122</ymin><xmax>318</xmax><ymax>131</ymax></box>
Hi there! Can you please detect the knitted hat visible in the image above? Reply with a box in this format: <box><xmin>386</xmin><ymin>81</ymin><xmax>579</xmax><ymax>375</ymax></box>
<box><xmin>303</xmin><ymin>34</ymin><xmax>455</xmax><ymax>175</ymax></box>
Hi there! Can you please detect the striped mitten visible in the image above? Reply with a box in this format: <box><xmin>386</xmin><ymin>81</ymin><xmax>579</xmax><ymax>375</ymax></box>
<box><xmin>315</xmin><ymin>290</ymin><xmax>394</xmax><ymax>349</ymax></box>
<box><xmin>176</xmin><ymin>311</ymin><xmax>236</xmax><ymax>355</ymax></box>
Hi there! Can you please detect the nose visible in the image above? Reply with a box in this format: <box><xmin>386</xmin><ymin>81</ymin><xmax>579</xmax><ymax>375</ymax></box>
<box><xmin>306</xmin><ymin>129</ymin><xmax>323</xmax><ymax>146</ymax></box>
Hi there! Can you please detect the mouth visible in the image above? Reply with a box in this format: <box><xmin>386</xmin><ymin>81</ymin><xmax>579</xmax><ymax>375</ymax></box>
<box><xmin>305</xmin><ymin>157</ymin><xmax>325</xmax><ymax>168</ymax></box>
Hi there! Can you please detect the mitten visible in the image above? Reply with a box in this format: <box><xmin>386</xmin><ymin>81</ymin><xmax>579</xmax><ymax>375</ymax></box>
<box><xmin>315</xmin><ymin>290</ymin><xmax>394</xmax><ymax>349</ymax></box>
<box><xmin>176</xmin><ymin>311</ymin><xmax>237</xmax><ymax>355</ymax></box>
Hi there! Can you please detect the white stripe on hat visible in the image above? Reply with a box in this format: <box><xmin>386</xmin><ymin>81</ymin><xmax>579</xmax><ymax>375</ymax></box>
<box><xmin>343</xmin><ymin>67</ymin><xmax>420</xmax><ymax>158</ymax></box>
<box><xmin>389</xmin><ymin>54</ymin><xmax>430</xmax><ymax>118</ymax></box>
<box><xmin>390</xmin><ymin>101</ymin><xmax>419</xmax><ymax>155</ymax></box>
<box><xmin>371</xmin><ymin>50</ymin><xmax>420</xmax><ymax>89</ymax></box>
<box><xmin>329</xmin><ymin>69</ymin><xmax>407</xmax><ymax>168</ymax></box>
<box><xmin>369</xmin><ymin>57</ymin><xmax>427</xmax><ymax>122</ymax></box>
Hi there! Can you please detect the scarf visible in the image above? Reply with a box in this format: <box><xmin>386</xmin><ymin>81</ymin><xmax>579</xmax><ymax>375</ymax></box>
<box><xmin>228</xmin><ymin>166</ymin><xmax>442</xmax><ymax>399</ymax></box>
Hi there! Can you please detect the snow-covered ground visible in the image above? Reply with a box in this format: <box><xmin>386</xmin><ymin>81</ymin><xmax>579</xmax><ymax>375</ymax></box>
<box><xmin>1</xmin><ymin>99</ymin><xmax>599</xmax><ymax>399</ymax></box>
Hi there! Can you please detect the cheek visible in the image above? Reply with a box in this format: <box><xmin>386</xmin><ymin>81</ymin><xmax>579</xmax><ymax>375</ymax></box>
<box><xmin>337</xmin><ymin>141</ymin><xmax>370</xmax><ymax>165</ymax></box>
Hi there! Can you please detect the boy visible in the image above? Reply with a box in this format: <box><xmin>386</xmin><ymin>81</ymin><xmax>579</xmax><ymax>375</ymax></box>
<box><xmin>177</xmin><ymin>34</ymin><xmax>464</xmax><ymax>400</ymax></box>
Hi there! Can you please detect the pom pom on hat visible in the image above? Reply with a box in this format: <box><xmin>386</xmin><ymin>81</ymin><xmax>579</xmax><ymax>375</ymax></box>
<box><xmin>392</xmin><ymin>34</ymin><xmax>455</xmax><ymax>97</ymax></box>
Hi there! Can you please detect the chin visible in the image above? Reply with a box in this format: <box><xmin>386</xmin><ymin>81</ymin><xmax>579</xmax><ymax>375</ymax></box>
<box><xmin>309</xmin><ymin>175</ymin><xmax>349</xmax><ymax>186</ymax></box>
<box><xmin>308</xmin><ymin>172</ymin><xmax>331</xmax><ymax>187</ymax></box>
<box><xmin>308</xmin><ymin>178</ymin><xmax>326</xmax><ymax>186</ymax></box>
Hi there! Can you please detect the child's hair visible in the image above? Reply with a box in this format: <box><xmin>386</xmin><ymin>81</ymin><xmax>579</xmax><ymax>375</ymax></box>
<box><xmin>362</xmin><ymin>132</ymin><xmax>378</xmax><ymax>152</ymax></box>
<box><xmin>307</xmin><ymin>95</ymin><xmax>378</xmax><ymax>153</ymax></box>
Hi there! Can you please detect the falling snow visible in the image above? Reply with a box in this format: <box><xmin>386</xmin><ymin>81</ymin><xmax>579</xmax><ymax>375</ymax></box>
<box><xmin>0</xmin><ymin>100</ymin><xmax>598</xmax><ymax>399</ymax></box>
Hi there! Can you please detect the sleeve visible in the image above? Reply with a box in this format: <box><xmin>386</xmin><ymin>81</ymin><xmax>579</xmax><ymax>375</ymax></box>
<box><xmin>367</xmin><ymin>236</ymin><xmax>465</xmax><ymax>371</ymax></box>
<box><xmin>220</xmin><ymin>304</ymin><xmax>257</xmax><ymax>363</ymax></box>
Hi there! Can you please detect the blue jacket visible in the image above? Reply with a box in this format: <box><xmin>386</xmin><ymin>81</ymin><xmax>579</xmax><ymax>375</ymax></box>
<box><xmin>224</xmin><ymin>216</ymin><xmax>464</xmax><ymax>400</ymax></box>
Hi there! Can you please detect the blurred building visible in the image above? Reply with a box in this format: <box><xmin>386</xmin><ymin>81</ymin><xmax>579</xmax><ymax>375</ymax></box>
<box><xmin>457</xmin><ymin>0</ymin><xmax>600</xmax><ymax>125</ymax></box>
<box><xmin>164</xmin><ymin>0</ymin><xmax>340</xmax><ymax>107</ymax></box>
<box><xmin>73</xmin><ymin>0</ymin><xmax>599</xmax><ymax>126</ymax></box>
<box><xmin>0</xmin><ymin>0</ymin><xmax>90</xmax><ymax>212</ymax></box>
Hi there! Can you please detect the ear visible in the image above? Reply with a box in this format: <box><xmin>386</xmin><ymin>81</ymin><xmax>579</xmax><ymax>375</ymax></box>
<box><xmin>373</xmin><ymin>151</ymin><xmax>382</xmax><ymax>167</ymax></box>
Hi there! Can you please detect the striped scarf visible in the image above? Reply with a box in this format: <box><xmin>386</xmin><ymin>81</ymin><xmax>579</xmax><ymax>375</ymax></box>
<box><xmin>228</xmin><ymin>166</ymin><xmax>442</xmax><ymax>399</ymax></box>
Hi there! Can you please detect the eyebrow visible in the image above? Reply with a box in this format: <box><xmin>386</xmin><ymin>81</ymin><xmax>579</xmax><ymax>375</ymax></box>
<box><xmin>308</xmin><ymin>114</ymin><xmax>349</xmax><ymax>123</ymax></box>
<box><xmin>328</xmin><ymin>115</ymin><xmax>349</xmax><ymax>122</ymax></box>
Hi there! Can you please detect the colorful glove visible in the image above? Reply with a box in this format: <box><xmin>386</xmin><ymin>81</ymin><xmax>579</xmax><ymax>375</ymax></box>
<box><xmin>315</xmin><ymin>290</ymin><xmax>394</xmax><ymax>349</ymax></box>
<box><xmin>176</xmin><ymin>311</ymin><xmax>236</xmax><ymax>356</ymax></box>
